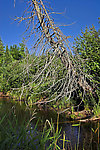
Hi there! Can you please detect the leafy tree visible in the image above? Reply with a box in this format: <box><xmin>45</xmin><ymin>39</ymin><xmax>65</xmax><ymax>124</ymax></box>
<box><xmin>72</xmin><ymin>25</ymin><xmax>100</xmax><ymax>109</ymax></box>
<box><xmin>10</xmin><ymin>43</ymin><xmax>25</xmax><ymax>60</ymax></box>
<box><xmin>5</xmin><ymin>45</ymin><xmax>13</xmax><ymax>64</ymax></box>
<box><xmin>19</xmin><ymin>43</ymin><xmax>25</xmax><ymax>58</ymax></box>
<box><xmin>73</xmin><ymin>25</ymin><xmax>100</xmax><ymax>84</ymax></box>
<box><xmin>0</xmin><ymin>40</ymin><xmax>26</xmax><ymax>93</ymax></box>
<box><xmin>0</xmin><ymin>38</ymin><xmax>5</xmax><ymax>92</ymax></box>
<box><xmin>0</xmin><ymin>37</ymin><xmax>5</xmax><ymax>67</ymax></box>
<box><xmin>10</xmin><ymin>45</ymin><xmax>21</xmax><ymax>60</ymax></box>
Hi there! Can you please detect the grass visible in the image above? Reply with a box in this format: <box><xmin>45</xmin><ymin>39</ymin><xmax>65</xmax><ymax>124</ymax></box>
<box><xmin>0</xmin><ymin>108</ymin><xmax>100</xmax><ymax>150</ymax></box>
<box><xmin>0</xmin><ymin>110</ymin><xmax>62</xmax><ymax>150</ymax></box>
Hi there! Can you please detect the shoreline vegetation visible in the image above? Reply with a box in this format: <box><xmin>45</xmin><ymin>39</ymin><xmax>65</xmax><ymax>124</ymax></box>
<box><xmin>0</xmin><ymin>24</ymin><xmax>99</xmax><ymax>123</ymax></box>
<box><xmin>0</xmin><ymin>2</ymin><xmax>99</xmax><ymax>124</ymax></box>
<box><xmin>0</xmin><ymin>93</ymin><xmax>100</xmax><ymax>123</ymax></box>
<box><xmin>0</xmin><ymin>97</ymin><xmax>100</xmax><ymax>150</ymax></box>
<box><xmin>0</xmin><ymin>1</ymin><xmax>100</xmax><ymax>149</ymax></box>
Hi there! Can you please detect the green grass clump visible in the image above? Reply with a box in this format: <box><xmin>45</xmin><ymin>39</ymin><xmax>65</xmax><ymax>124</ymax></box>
<box><xmin>0</xmin><ymin>111</ymin><xmax>61</xmax><ymax>150</ymax></box>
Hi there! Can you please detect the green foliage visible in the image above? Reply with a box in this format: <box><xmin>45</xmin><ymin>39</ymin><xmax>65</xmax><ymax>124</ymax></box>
<box><xmin>5</xmin><ymin>45</ymin><xmax>13</xmax><ymax>64</ymax></box>
<box><xmin>0</xmin><ymin>38</ymin><xmax>68</xmax><ymax>108</ymax></box>
<box><xmin>19</xmin><ymin>42</ymin><xmax>25</xmax><ymax>58</ymax></box>
<box><xmin>10</xmin><ymin>44</ymin><xmax>25</xmax><ymax>60</ymax></box>
<box><xmin>0</xmin><ymin>39</ymin><xmax>4</xmax><ymax>64</ymax></box>
<box><xmin>73</xmin><ymin>25</ymin><xmax>100</xmax><ymax>109</ymax></box>
<box><xmin>0</xmin><ymin>23</ymin><xmax>100</xmax><ymax>110</ymax></box>
<box><xmin>93</xmin><ymin>103</ymin><xmax>100</xmax><ymax>117</ymax></box>
<box><xmin>0</xmin><ymin>38</ymin><xmax>5</xmax><ymax>92</ymax></box>
<box><xmin>93</xmin><ymin>91</ymin><xmax>100</xmax><ymax>116</ymax></box>
<box><xmin>73</xmin><ymin>25</ymin><xmax>100</xmax><ymax>84</ymax></box>
<box><xmin>0</xmin><ymin>111</ymin><xmax>61</xmax><ymax>150</ymax></box>
<box><xmin>0</xmin><ymin>38</ymin><xmax>26</xmax><ymax>93</ymax></box>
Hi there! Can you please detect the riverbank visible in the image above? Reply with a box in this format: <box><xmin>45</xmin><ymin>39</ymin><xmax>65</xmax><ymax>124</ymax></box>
<box><xmin>0</xmin><ymin>97</ymin><xmax>100</xmax><ymax>150</ymax></box>
<box><xmin>0</xmin><ymin>94</ymin><xmax>100</xmax><ymax>123</ymax></box>
<box><xmin>0</xmin><ymin>92</ymin><xmax>10</xmax><ymax>97</ymax></box>
<box><xmin>65</xmin><ymin>109</ymin><xmax>100</xmax><ymax>122</ymax></box>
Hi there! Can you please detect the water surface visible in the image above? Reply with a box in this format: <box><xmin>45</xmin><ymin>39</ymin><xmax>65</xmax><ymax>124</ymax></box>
<box><xmin>0</xmin><ymin>98</ymin><xmax>99</xmax><ymax>150</ymax></box>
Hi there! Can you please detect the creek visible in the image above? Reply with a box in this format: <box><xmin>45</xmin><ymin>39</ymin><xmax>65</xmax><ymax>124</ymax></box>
<box><xmin>0</xmin><ymin>97</ymin><xmax>99</xmax><ymax>150</ymax></box>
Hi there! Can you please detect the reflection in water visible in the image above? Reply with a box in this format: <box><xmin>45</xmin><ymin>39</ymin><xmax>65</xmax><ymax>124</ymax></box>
<box><xmin>0</xmin><ymin>98</ymin><xmax>99</xmax><ymax>150</ymax></box>
<box><xmin>58</xmin><ymin>120</ymin><xmax>99</xmax><ymax>150</ymax></box>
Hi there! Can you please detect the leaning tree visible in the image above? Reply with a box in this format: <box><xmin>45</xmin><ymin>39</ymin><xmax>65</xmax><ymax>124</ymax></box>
<box><xmin>12</xmin><ymin>0</ymin><xmax>97</xmax><ymax>112</ymax></box>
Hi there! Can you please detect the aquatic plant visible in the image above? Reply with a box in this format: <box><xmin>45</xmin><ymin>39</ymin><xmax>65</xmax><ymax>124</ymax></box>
<box><xmin>0</xmin><ymin>111</ymin><xmax>62</xmax><ymax>150</ymax></box>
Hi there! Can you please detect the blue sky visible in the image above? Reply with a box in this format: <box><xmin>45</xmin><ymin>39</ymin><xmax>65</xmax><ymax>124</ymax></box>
<box><xmin>0</xmin><ymin>0</ymin><xmax>100</xmax><ymax>49</ymax></box>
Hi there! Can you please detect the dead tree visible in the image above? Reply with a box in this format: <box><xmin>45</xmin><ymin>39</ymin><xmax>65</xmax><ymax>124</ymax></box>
<box><xmin>14</xmin><ymin>0</ymin><xmax>95</xmax><ymax>111</ymax></box>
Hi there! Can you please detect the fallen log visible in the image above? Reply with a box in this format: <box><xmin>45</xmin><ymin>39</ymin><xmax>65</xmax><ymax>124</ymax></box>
<box><xmin>79</xmin><ymin>116</ymin><xmax>100</xmax><ymax>122</ymax></box>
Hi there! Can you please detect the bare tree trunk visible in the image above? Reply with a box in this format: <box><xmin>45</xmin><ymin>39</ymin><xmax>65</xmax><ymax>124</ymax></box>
<box><xmin>13</xmin><ymin>0</ymin><xmax>95</xmax><ymax>111</ymax></box>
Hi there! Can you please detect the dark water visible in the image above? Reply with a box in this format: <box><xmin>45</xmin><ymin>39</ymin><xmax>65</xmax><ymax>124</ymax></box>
<box><xmin>0</xmin><ymin>98</ymin><xmax>99</xmax><ymax>150</ymax></box>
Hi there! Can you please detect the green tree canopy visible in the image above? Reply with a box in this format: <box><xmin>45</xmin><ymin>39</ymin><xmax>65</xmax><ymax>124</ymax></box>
<box><xmin>73</xmin><ymin>25</ymin><xmax>100</xmax><ymax>85</ymax></box>
<box><xmin>0</xmin><ymin>38</ymin><xmax>5</xmax><ymax>67</ymax></box>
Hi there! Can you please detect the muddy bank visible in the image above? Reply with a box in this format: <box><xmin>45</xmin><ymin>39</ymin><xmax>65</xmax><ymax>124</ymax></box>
<box><xmin>65</xmin><ymin>109</ymin><xmax>100</xmax><ymax>122</ymax></box>
<box><xmin>36</xmin><ymin>105</ymin><xmax>100</xmax><ymax>123</ymax></box>
<box><xmin>0</xmin><ymin>92</ymin><xmax>9</xmax><ymax>97</ymax></box>
<box><xmin>0</xmin><ymin>93</ymin><xmax>99</xmax><ymax>122</ymax></box>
